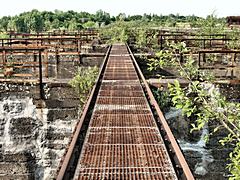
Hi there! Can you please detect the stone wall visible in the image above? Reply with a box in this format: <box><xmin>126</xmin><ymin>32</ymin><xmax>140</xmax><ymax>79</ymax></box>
<box><xmin>0</xmin><ymin>82</ymin><xmax>80</xmax><ymax>179</ymax></box>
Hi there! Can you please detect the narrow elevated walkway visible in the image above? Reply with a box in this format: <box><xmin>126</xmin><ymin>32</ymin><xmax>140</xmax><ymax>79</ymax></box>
<box><xmin>73</xmin><ymin>44</ymin><xmax>177</xmax><ymax>179</ymax></box>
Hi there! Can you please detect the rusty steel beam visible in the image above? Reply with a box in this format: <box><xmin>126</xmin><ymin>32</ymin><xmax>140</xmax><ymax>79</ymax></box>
<box><xmin>56</xmin><ymin>45</ymin><xmax>111</xmax><ymax>180</ymax></box>
<box><xmin>38</xmin><ymin>51</ymin><xmax>44</xmax><ymax>99</ymax></box>
<box><xmin>159</xmin><ymin>33</ymin><xmax>226</xmax><ymax>37</ymax></box>
<box><xmin>0</xmin><ymin>78</ymin><xmax>38</xmax><ymax>83</ymax></box>
<box><xmin>127</xmin><ymin>44</ymin><xmax>195</xmax><ymax>180</ymax></box>
<box><xmin>198</xmin><ymin>49</ymin><xmax>240</xmax><ymax>53</ymax></box>
<box><xmin>0</xmin><ymin>46</ymin><xmax>46</xmax><ymax>51</ymax></box>
<box><xmin>0</xmin><ymin>37</ymin><xmax>95</xmax><ymax>41</ymax></box>
<box><xmin>160</xmin><ymin>38</ymin><xmax>230</xmax><ymax>41</ymax></box>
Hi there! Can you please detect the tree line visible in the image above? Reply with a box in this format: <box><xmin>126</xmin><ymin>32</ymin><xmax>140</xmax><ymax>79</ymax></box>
<box><xmin>0</xmin><ymin>9</ymin><xmax>111</xmax><ymax>33</ymax></box>
<box><xmin>0</xmin><ymin>9</ymin><xmax>224</xmax><ymax>33</ymax></box>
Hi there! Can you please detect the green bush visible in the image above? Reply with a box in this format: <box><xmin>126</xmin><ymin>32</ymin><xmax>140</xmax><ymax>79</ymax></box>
<box><xmin>69</xmin><ymin>66</ymin><xmax>98</xmax><ymax>103</ymax></box>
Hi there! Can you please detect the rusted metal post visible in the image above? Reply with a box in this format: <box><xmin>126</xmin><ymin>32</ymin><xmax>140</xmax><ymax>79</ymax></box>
<box><xmin>2</xmin><ymin>50</ymin><xmax>6</xmax><ymax>65</ymax></box>
<box><xmin>203</xmin><ymin>52</ymin><xmax>206</xmax><ymax>63</ymax></box>
<box><xmin>223</xmin><ymin>35</ymin><xmax>226</xmax><ymax>48</ymax></box>
<box><xmin>56</xmin><ymin>49</ymin><xmax>60</xmax><ymax>79</ymax></box>
<box><xmin>210</xmin><ymin>35</ymin><xmax>212</xmax><ymax>48</ymax></box>
<box><xmin>45</xmin><ymin>50</ymin><xmax>48</xmax><ymax>78</ymax></box>
<box><xmin>77</xmin><ymin>39</ymin><xmax>81</xmax><ymax>53</ymax></box>
<box><xmin>79</xmin><ymin>53</ymin><xmax>82</xmax><ymax>65</ymax></box>
<box><xmin>160</xmin><ymin>35</ymin><xmax>163</xmax><ymax>50</ymax></box>
<box><xmin>198</xmin><ymin>52</ymin><xmax>201</xmax><ymax>80</ymax></box>
<box><xmin>39</xmin><ymin>51</ymin><xmax>44</xmax><ymax>99</ymax></box>
<box><xmin>231</xmin><ymin>53</ymin><xmax>236</xmax><ymax>79</ymax></box>
<box><xmin>34</xmin><ymin>52</ymin><xmax>37</xmax><ymax>75</ymax></box>
<box><xmin>180</xmin><ymin>53</ymin><xmax>183</xmax><ymax>63</ymax></box>
<box><xmin>198</xmin><ymin>52</ymin><xmax>201</xmax><ymax>68</ymax></box>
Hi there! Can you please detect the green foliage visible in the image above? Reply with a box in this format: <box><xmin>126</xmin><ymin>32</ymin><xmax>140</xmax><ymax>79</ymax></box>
<box><xmin>14</xmin><ymin>16</ymin><xmax>28</xmax><ymax>32</ymax></box>
<box><xmin>190</xmin><ymin>12</ymin><xmax>227</xmax><ymax>48</ymax></box>
<box><xmin>0</xmin><ymin>9</ymin><xmax>111</xmax><ymax>33</ymax></box>
<box><xmin>135</xmin><ymin>28</ymin><xmax>148</xmax><ymax>48</ymax></box>
<box><xmin>0</xmin><ymin>10</ymin><xmax>207</xmax><ymax>35</ymax></box>
<box><xmin>100</xmin><ymin>20</ymin><xmax>161</xmax><ymax>47</ymax></box>
<box><xmin>168</xmin><ymin>80</ymin><xmax>196</xmax><ymax>117</ymax></box>
<box><xmin>152</xmin><ymin>88</ymin><xmax>172</xmax><ymax>112</ymax></box>
<box><xmin>196</xmin><ymin>12</ymin><xmax>226</xmax><ymax>35</ymax></box>
<box><xmin>95</xmin><ymin>10</ymin><xmax>111</xmax><ymax>25</ymax></box>
<box><xmin>83</xmin><ymin>21</ymin><xmax>97</xmax><ymax>29</ymax></box>
<box><xmin>68</xmin><ymin>19</ymin><xmax>83</xmax><ymax>31</ymax></box>
<box><xmin>148</xmin><ymin>40</ymin><xmax>240</xmax><ymax>179</ymax></box>
<box><xmin>148</xmin><ymin>41</ymin><xmax>199</xmax><ymax>79</ymax></box>
<box><xmin>148</xmin><ymin>50</ymin><xmax>172</xmax><ymax>71</ymax></box>
<box><xmin>228</xmin><ymin>141</ymin><xmax>240</xmax><ymax>179</ymax></box>
<box><xmin>227</xmin><ymin>28</ymin><xmax>240</xmax><ymax>49</ymax></box>
<box><xmin>0</xmin><ymin>16</ymin><xmax>11</xmax><ymax>31</ymax></box>
<box><xmin>69</xmin><ymin>66</ymin><xmax>98</xmax><ymax>103</ymax></box>
<box><xmin>0</xmin><ymin>32</ymin><xmax>9</xmax><ymax>38</ymax></box>
<box><xmin>135</xmin><ymin>28</ymin><xmax>159</xmax><ymax>49</ymax></box>
<box><xmin>99</xmin><ymin>20</ymin><xmax>131</xmax><ymax>43</ymax></box>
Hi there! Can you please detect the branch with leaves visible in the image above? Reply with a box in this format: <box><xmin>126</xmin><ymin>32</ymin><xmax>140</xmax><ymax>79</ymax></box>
<box><xmin>69</xmin><ymin>66</ymin><xmax>98</xmax><ymax>104</ymax></box>
<box><xmin>148</xmin><ymin>41</ymin><xmax>240</xmax><ymax>179</ymax></box>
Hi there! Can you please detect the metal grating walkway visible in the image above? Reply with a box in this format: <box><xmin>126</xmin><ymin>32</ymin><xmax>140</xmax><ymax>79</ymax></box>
<box><xmin>73</xmin><ymin>44</ymin><xmax>178</xmax><ymax>179</ymax></box>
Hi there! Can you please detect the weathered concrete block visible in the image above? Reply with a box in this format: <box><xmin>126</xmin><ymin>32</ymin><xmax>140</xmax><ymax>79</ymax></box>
<box><xmin>47</xmin><ymin>108</ymin><xmax>78</xmax><ymax>122</ymax></box>
<box><xmin>10</xmin><ymin>117</ymin><xmax>39</xmax><ymax>136</ymax></box>
<box><xmin>44</xmin><ymin>99</ymin><xmax>79</xmax><ymax>108</ymax></box>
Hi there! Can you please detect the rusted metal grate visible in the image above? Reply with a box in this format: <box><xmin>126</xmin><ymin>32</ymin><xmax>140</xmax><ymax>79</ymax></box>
<box><xmin>73</xmin><ymin>44</ymin><xmax>177</xmax><ymax>180</ymax></box>
<box><xmin>79</xmin><ymin>144</ymin><xmax>173</xmax><ymax>168</ymax></box>
<box><xmin>100</xmin><ymin>85</ymin><xmax>142</xmax><ymax>91</ymax></box>
<box><xmin>97</xmin><ymin>97</ymin><xmax>148</xmax><ymax>106</ymax></box>
<box><xmin>105</xmin><ymin>67</ymin><xmax>135</xmax><ymax>70</ymax></box>
<box><xmin>75</xmin><ymin>145</ymin><xmax>176</xmax><ymax>179</ymax></box>
<box><xmin>87</xmin><ymin>128</ymin><xmax>163</xmax><ymax>144</ymax></box>
<box><xmin>76</xmin><ymin>167</ymin><xmax>176</xmax><ymax>180</ymax></box>
<box><xmin>103</xmin><ymin>75</ymin><xmax>138</xmax><ymax>80</ymax></box>
<box><xmin>91</xmin><ymin>114</ymin><xmax>156</xmax><ymax>127</ymax></box>
<box><xmin>94</xmin><ymin>109</ymin><xmax>151</xmax><ymax>115</ymax></box>
<box><xmin>104</xmin><ymin>71</ymin><xmax>137</xmax><ymax>74</ymax></box>
<box><xmin>99</xmin><ymin>90</ymin><xmax>143</xmax><ymax>97</ymax></box>
<box><xmin>101</xmin><ymin>80</ymin><xmax>140</xmax><ymax>86</ymax></box>
<box><xmin>105</xmin><ymin>71</ymin><xmax>137</xmax><ymax>77</ymax></box>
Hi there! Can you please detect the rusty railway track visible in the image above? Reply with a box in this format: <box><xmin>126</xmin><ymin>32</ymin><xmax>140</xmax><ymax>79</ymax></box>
<box><xmin>56</xmin><ymin>44</ymin><xmax>194</xmax><ymax>180</ymax></box>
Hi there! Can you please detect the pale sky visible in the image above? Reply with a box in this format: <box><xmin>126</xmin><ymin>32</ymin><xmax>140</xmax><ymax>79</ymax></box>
<box><xmin>0</xmin><ymin>0</ymin><xmax>239</xmax><ymax>18</ymax></box>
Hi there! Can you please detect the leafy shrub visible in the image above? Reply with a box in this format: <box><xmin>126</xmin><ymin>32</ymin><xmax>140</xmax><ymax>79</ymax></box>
<box><xmin>69</xmin><ymin>66</ymin><xmax>98</xmax><ymax>103</ymax></box>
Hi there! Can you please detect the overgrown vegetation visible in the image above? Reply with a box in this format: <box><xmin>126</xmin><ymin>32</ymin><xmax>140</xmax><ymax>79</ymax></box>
<box><xmin>0</xmin><ymin>9</ymin><xmax>111</xmax><ymax>32</ymax></box>
<box><xmin>148</xmin><ymin>41</ymin><xmax>240</xmax><ymax>179</ymax></box>
<box><xmin>99</xmin><ymin>20</ymin><xmax>159</xmax><ymax>48</ymax></box>
<box><xmin>0</xmin><ymin>32</ymin><xmax>9</xmax><ymax>38</ymax></box>
<box><xmin>98</xmin><ymin>12</ymin><xmax>240</xmax><ymax>179</ymax></box>
<box><xmin>227</xmin><ymin>28</ymin><xmax>240</xmax><ymax>49</ymax></box>
<box><xmin>196</xmin><ymin>12</ymin><xmax>226</xmax><ymax>35</ymax></box>
<box><xmin>69</xmin><ymin>66</ymin><xmax>98</xmax><ymax>103</ymax></box>
<box><xmin>0</xmin><ymin>9</ymin><xmax>209</xmax><ymax>33</ymax></box>
<box><xmin>1</xmin><ymin>8</ymin><xmax>240</xmax><ymax>179</ymax></box>
<box><xmin>152</xmin><ymin>87</ymin><xmax>172</xmax><ymax>112</ymax></box>
<box><xmin>100</xmin><ymin>20</ymin><xmax>131</xmax><ymax>43</ymax></box>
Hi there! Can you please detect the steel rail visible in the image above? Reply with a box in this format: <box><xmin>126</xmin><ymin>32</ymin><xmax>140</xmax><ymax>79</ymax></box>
<box><xmin>56</xmin><ymin>45</ymin><xmax>111</xmax><ymax>180</ymax></box>
<box><xmin>127</xmin><ymin>44</ymin><xmax>195</xmax><ymax>180</ymax></box>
